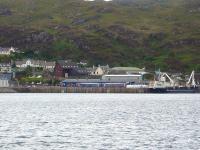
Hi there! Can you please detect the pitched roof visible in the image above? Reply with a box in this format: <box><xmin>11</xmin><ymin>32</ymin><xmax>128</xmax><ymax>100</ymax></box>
<box><xmin>57</xmin><ymin>60</ymin><xmax>78</xmax><ymax>68</ymax></box>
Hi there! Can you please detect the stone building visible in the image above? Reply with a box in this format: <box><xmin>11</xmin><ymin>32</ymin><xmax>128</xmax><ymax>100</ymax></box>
<box><xmin>54</xmin><ymin>60</ymin><xmax>78</xmax><ymax>78</ymax></box>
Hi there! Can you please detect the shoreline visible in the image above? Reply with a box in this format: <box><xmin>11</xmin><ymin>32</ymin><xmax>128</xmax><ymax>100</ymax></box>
<box><xmin>0</xmin><ymin>86</ymin><xmax>200</xmax><ymax>93</ymax></box>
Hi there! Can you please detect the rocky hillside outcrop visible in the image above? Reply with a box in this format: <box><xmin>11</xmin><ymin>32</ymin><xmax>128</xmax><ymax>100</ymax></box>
<box><xmin>0</xmin><ymin>0</ymin><xmax>199</xmax><ymax>72</ymax></box>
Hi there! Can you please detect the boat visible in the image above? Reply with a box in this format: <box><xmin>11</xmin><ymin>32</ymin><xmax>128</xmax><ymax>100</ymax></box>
<box><xmin>149</xmin><ymin>70</ymin><xmax>199</xmax><ymax>93</ymax></box>
<box><xmin>166</xmin><ymin>87</ymin><xmax>198</xmax><ymax>93</ymax></box>
<box><xmin>150</xmin><ymin>87</ymin><xmax>198</xmax><ymax>93</ymax></box>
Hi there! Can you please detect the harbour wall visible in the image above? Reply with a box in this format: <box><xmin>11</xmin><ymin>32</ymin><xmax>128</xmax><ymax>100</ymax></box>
<box><xmin>11</xmin><ymin>86</ymin><xmax>149</xmax><ymax>93</ymax></box>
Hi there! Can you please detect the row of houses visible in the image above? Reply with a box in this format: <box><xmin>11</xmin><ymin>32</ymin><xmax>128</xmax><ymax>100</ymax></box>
<box><xmin>0</xmin><ymin>46</ymin><xmax>145</xmax><ymax>79</ymax></box>
<box><xmin>0</xmin><ymin>59</ymin><xmax>123</xmax><ymax>74</ymax></box>
<box><xmin>0</xmin><ymin>59</ymin><xmax>145</xmax><ymax>76</ymax></box>
<box><xmin>0</xmin><ymin>58</ymin><xmax>144</xmax><ymax>71</ymax></box>
<box><xmin>15</xmin><ymin>59</ymin><xmax>55</xmax><ymax>70</ymax></box>
<box><xmin>0</xmin><ymin>57</ymin><xmax>145</xmax><ymax>87</ymax></box>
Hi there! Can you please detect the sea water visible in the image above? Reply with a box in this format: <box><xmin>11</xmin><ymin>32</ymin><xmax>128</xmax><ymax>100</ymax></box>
<box><xmin>0</xmin><ymin>94</ymin><xmax>200</xmax><ymax>150</ymax></box>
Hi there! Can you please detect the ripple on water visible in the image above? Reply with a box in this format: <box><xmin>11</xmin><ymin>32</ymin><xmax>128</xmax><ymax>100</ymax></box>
<box><xmin>0</xmin><ymin>94</ymin><xmax>200</xmax><ymax>150</ymax></box>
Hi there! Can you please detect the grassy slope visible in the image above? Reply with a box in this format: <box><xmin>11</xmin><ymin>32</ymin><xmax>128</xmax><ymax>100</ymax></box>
<box><xmin>0</xmin><ymin>0</ymin><xmax>200</xmax><ymax>72</ymax></box>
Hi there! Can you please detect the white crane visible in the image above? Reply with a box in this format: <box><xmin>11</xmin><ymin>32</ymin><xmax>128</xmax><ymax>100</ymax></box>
<box><xmin>161</xmin><ymin>73</ymin><xmax>174</xmax><ymax>86</ymax></box>
<box><xmin>153</xmin><ymin>72</ymin><xmax>175</xmax><ymax>88</ymax></box>
<box><xmin>186</xmin><ymin>70</ymin><xmax>196</xmax><ymax>87</ymax></box>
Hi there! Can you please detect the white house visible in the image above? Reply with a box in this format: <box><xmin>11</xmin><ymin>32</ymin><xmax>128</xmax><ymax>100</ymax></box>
<box><xmin>90</xmin><ymin>65</ymin><xmax>109</xmax><ymax>76</ymax></box>
<box><xmin>0</xmin><ymin>47</ymin><xmax>16</xmax><ymax>55</ymax></box>
<box><xmin>15</xmin><ymin>59</ymin><xmax>55</xmax><ymax>70</ymax></box>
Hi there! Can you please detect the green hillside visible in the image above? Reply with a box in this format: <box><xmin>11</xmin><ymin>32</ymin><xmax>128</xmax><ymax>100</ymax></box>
<box><xmin>0</xmin><ymin>0</ymin><xmax>200</xmax><ymax>72</ymax></box>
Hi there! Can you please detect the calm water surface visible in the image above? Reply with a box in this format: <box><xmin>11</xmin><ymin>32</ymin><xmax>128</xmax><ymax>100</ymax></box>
<box><xmin>0</xmin><ymin>94</ymin><xmax>200</xmax><ymax>150</ymax></box>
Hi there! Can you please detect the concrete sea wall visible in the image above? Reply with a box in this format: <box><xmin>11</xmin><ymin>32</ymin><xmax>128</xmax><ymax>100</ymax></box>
<box><xmin>11</xmin><ymin>86</ymin><xmax>150</xmax><ymax>93</ymax></box>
